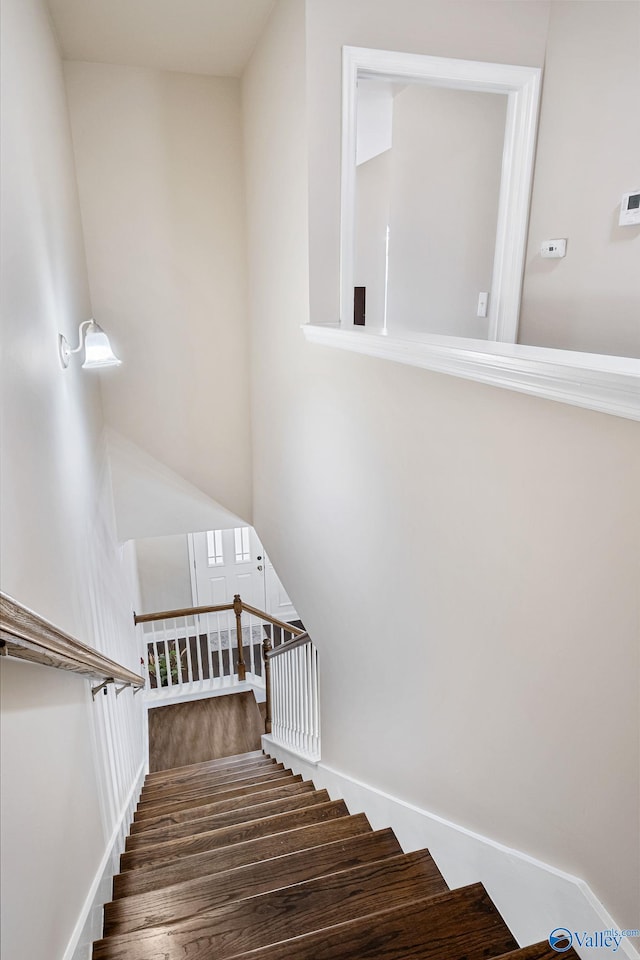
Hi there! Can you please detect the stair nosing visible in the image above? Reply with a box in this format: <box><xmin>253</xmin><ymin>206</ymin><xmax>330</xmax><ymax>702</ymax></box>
<box><xmin>95</xmin><ymin>849</ymin><xmax>447</xmax><ymax>953</ymax></box>
<box><xmin>103</xmin><ymin>828</ymin><xmax>403</xmax><ymax>937</ymax></box>
<box><xmin>125</xmin><ymin>789</ymin><xmax>332</xmax><ymax>850</ymax></box>
<box><xmin>133</xmin><ymin>772</ymin><xmax>302</xmax><ymax>820</ymax></box>
<box><xmin>137</xmin><ymin>764</ymin><xmax>287</xmax><ymax>806</ymax></box>
<box><xmin>120</xmin><ymin>799</ymin><xmax>350</xmax><ymax>870</ymax></box>
<box><xmin>129</xmin><ymin>779</ymin><xmax>315</xmax><ymax>832</ymax></box>
<box><xmin>145</xmin><ymin>750</ymin><xmax>265</xmax><ymax>781</ymax></box>
<box><xmin>113</xmin><ymin>813</ymin><xmax>373</xmax><ymax>898</ymax></box>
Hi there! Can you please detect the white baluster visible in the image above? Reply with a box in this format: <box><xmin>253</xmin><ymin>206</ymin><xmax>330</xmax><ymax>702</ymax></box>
<box><xmin>225</xmin><ymin>610</ymin><xmax>233</xmax><ymax>683</ymax></box>
<box><xmin>294</xmin><ymin>647</ymin><xmax>301</xmax><ymax>751</ymax></box>
<box><xmin>248</xmin><ymin>614</ymin><xmax>256</xmax><ymax>678</ymax></box>
<box><xmin>205</xmin><ymin>612</ymin><xmax>215</xmax><ymax>688</ymax></box>
<box><xmin>304</xmin><ymin>644</ymin><xmax>311</xmax><ymax>755</ymax></box>
<box><xmin>272</xmin><ymin>655</ymin><xmax>278</xmax><ymax>738</ymax></box>
<box><xmin>185</xmin><ymin>616</ymin><xmax>194</xmax><ymax>685</ymax></box>
<box><xmin>174</xmin><ymin>617</ymin><xmax>184</xmax><ymax>686</ymax></box>
<box><xmin>279</xmin><ymin>653</ymin><xmax>285</xmax><ymax>744</ymax></box>
<box><xmin>194</xmin><ymin>612</ymin><xmax>203</xmax><ymax>684</ymax></box>
<box><xmin>272</xmin><ymin>655</ymin><xmax>278</xmax><ymax>739</ymax></box>
<box><xmin>287</xmin><ymin>649</ymin><xmax>293</xmax><ymax>747</ymax></box>
<box><xmin>150</xmin><ymin>637</ymin><xmax>159</xmax><ymax>691</ymax></box>
<box><xmin>282</xmin><ymin>651</ymin><xmax>289</xmax><ymax>746</ymax></box>
<box><xmin>163</xmin><ymin>622</ymin><xmax>172</xmax><ymax>689</ymax></box>
<box><xmin>313</xmin><ymin>646</ymin><xmax>320</xmax><ymax>756</ymax></box>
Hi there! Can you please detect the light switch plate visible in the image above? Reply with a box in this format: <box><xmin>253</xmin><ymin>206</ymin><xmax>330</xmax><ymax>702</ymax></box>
<box><xmin>619</xmin><ymin>191</ymin><xmax>640</xmax><ymax>226</ymax></box>
<box><xmin>541</xmin><ymin>239</ymin><xmax>567</xmax><ymax>258</ymax></box>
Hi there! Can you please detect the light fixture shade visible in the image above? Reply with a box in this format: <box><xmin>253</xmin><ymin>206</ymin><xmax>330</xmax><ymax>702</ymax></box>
<box><xmin>81</xmin><ymin>322</ymin><xmax>121</xmax><ymax>369</ymax></box>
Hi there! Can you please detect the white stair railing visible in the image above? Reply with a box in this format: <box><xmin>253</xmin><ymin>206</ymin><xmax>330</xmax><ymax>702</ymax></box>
<box><xmin>134</xmin><ymin>597</ymin><xmax>305</xmax><ymax>702</ymax></box>
<box><xmin>264</xmin><ymin>633</ymin><xmax>320</xmax><ymax>761</ymax></box>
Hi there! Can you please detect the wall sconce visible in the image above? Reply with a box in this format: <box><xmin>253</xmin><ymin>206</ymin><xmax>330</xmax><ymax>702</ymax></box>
<box><xmin>58</xmin><ymin>319</ymin><xmax>122</xmax><ymax>370</ymax></box>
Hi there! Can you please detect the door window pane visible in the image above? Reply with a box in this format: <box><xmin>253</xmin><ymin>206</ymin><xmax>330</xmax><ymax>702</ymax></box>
<box><xmin>234</xmin><ymin>527</ymin><xmax>251</xmax><ymax>563</ymax></box>
<box><xmin>206</xmin><ymin>530</ymin><xmax>224</xmax><ymax>566</ymax></box>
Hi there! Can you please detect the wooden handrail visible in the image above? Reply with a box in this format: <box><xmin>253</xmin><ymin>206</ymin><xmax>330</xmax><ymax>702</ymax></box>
<box><xmin>134</xmin><ymin>600</ymin><xmax>305</xmax><ymax>637</ymax></box>
<box><xmin>134</xmin><ymin>602</ymin><xmax>234</xmax><ymax>624</ymax></box>
<box><xmin>0</xmin><ymin>592</ymin><xmax>145</xmax><ymax>690</ymax></box>
<box><xmin>239</xmin><ymin>603</ymin><xmax>306</xmax><ymax>637</ymax></box>
<box><xmin>265</xmin><ymin>631</ymin><xmax>311</xmax><ymax>657</ymax></box>
<box><xmin>134</xmin><ymin>597</ymin><xmax>307</xmax><ymax>723</ymax></box>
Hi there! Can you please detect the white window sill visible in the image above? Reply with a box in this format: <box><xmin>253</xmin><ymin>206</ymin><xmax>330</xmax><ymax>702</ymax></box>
<box><xmin>301</xmin><ymin>325</ymin><xmax>640</xmax><ymax>422</ymax></box>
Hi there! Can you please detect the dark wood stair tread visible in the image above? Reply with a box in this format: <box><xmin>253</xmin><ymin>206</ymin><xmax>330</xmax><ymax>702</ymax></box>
<box><xmin>143</xmin><ymin>750</ymin><xmax>265</xmax><ymax>784</ymax></box>
<box><xmin>120</xmin><ymin>799</ymin><xmax>350</xmax><ymax>871</ymax></box>
<box><xmin>136</xmin><ymin>764</ymin><xmax>287</xmax><ymax>808</ymax></box>
<box><xmin>126</xmin><ymin>789</ymin><xmax>331</xmax><ymax>850</ymax></box>
<box><xmin>97</xmin><ymin>754</ymin><xmax>555</xmax><ymax>960</ymax></box>
<box><xmin>210</xmin><ymin>883</ymin><xmax>519</xmax><ymax>960</ymax></box>
<box><xmin>105</xmin><ymin>828</ymin><xmax>403</xmax><ymax>937</ymax></box>
<box><xmin>129</xmin><ymin>779</ymin><xmax>315</xmax><ymax>834</ymax></box>
<box><xmin>494</xmin><ymin>944</ymin><xmax>581</xmax><ymax>960</ymax></box>
<box><xmin>139</xmin><ymin>757</ymin><xmax>278</xmax><ymax>799</ymax></box>
<box><xmin>113</xmin><ymin>813</ymin><xmax>372</xmax><ymax>898</ymax></box>
<box><xmin>94</xmin><ymin>849</ymin><xmax>447</xmax><ymax>959</ymax></box>
<box><xmin>133</xmin><ymin>772</ymin><xmax>302</xmax><ymax>820</ymax></box>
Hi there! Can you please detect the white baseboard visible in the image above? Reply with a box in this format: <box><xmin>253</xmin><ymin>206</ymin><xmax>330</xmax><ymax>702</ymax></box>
<box><xmin>263</xmin><ymin>737</ymin><xmax>639</xmax><ymax>960</ymax></box>
<box><xmin>63</xmin><ymin>761</ymin><xmax>145</xmax><ymax>960</ymax></box>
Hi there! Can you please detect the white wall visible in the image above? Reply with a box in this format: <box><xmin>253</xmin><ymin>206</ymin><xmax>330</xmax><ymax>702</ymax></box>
<box><xmin>64</xmin><ymin>62</ymin><xmax>253</xmax><ymax>524</ymax></box>
<box><xmin>519</xmin><ymin>1</ymin><xmax>640</xmax><ymax>358</ymax></box>
<box><xmin>0</xmin><ymin>1</ymin><xmax>145</xmax><ymax>958</ymax></box>
<box><xmin>243</xmin><ymin>0</ymin><xmax>639</xmax><ymax>933</ymax></box>
<box><xmin>385</xmin><ymin>85</ymin><xmax>506</xmax><ymax>338</ymax></box>
<box><xmin>135</xmin><ymin>534</ymin><xmax>193</xmax><ymax>612</ymax></box>
<box><xmin>106</xmin><ymin>429</ymin><xmax>244</xmax><ymax>542</ymax></box>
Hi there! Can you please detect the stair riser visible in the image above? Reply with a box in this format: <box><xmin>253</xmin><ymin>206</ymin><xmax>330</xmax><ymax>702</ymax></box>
<box><xmin>139</xmin><ymin>759</ymin><xmax>279</xmax><ymax>801</ymax></box>
<box><xmin>125</xmin><ymin>790</ymin><xmax>331</xmax><ymax>851</ymax></box>
<box><xmin>137</xmin><ymin>765</ymin><xmax>286</xmax><ymax>807</ymax></box>
<box><xmin>129</xmin><ymin>781</ymin><xmax>315</xmax><ymax>834</ymax></box>
<box><xmin>94</xmin><ymin>851</ymin><xmax>448</xmax><ymax>960</ymax></box>
<box><xmin>113</xmin><ymin>815</ymin><xmax>372</xmax><ymax>899</ymax></box>
<box><xmin>144</xmin><ymin>750</ymin><xmax>264</xmax><ymax>785</ymax></box>
<box><xmin>133</xmin><ymin>773</ymin><xmax>302</xmax><ymax>820</ymax></box>
<box><xmin>201</xmin><ymin>884</ymin><xmax>519</xmax><ymax>960</ymax></box>
<box><xmin>120</xmin><ymin>800</ymin><xmax>349</xmax><ymax>871</ymax></box>
<box><xmin>104</xmin><ymin>829</ymin><xmax>403</xmax><ymax>937</ymax></box>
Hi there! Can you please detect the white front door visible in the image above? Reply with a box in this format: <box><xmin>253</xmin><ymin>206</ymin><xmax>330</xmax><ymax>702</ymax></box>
<box><xmin>189</xmin><ymin>526</ymin><xmax>262</xmax><ymax>608</ymax></box>
<box><xmin>189</xmin><ymin>527</ymin><xmax>299</xmax><ymax>623</ymax></box>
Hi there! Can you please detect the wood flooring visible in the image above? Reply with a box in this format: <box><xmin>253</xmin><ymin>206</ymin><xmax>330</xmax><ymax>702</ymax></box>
<box><xmin>147</xmin><ymin>691</ymin><xmax>264</xmax><ymax>772</ymax></box>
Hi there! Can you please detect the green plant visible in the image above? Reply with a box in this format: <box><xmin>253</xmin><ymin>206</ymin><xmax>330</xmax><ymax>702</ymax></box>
<box><xmin>148</xmin><ymin>649</ymin><xmax>182</xmax><ymax>687</ymax></box>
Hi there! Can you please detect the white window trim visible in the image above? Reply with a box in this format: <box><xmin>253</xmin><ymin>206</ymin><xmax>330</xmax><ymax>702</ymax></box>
<box><xmin>302</xmin><ymin>324</ymin><xmax>640</xmax><ymax>422</ymax></box>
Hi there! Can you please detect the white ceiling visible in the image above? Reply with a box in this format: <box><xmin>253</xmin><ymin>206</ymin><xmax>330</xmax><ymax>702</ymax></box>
<box><xmin>47</xmin><ymin>0</ymin><xmax>276</xmax><ymax>77</ymax></box>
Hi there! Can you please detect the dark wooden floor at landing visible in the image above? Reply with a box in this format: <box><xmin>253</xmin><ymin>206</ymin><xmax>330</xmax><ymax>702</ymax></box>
<box><xmin>148</xmin><ymin>692</ymin><xmax>265</xmax><ymax>772</ymax></box>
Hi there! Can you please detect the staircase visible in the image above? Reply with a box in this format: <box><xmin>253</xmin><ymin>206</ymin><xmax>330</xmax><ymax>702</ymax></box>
<box><xmin>93</xmin><ymin>751</ymin><xmax>578</xmax><ymax>960</ymax></box>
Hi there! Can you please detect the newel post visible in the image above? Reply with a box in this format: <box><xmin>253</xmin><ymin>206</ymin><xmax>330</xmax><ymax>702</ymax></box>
<box><xmin>262</xmin><ymin>637</ymin><xmax>273</xmax><ymax>734</ymax></box>
<box><xmin>233</xmin><ymin>594</ymin><xmax>246</xmax><ymax>681</ymax></box>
